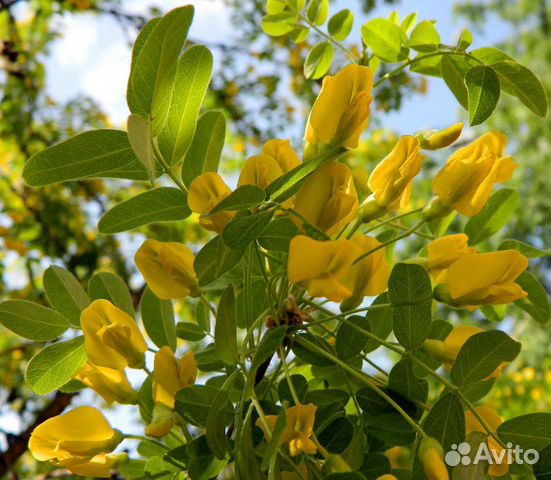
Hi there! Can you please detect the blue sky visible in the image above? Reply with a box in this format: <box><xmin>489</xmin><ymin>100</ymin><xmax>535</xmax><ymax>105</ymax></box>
<box><xmin>42</xmin><ymin>0</ymin><xmax>511</xmax><ymax>134</ymax></box>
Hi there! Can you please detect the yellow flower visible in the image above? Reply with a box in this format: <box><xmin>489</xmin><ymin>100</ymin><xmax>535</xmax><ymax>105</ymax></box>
<box><xmin>75</xmin><ymin>362</ymin><xmax>138</xmax><ymax>405</ymax></box>
<box><xmin>29</xmin><ymin>407</ymin><xmax>122</xmax><ymax>467</ymax></box>
<box><xmin>152</xmin><ymin>346</ymin><xmax>197</xmax><ymax>409</ymax></box>
<box><xmin>367</xmin><ymin>136</ymin><xmax>425</xmax><ymax>209</ymax></box>
<box><xmin>135</xmin><ymin>239</ymin><xmax>200</xmax><ymax>300</ymax></box>
<box><xmin>340</xmin><ymin>235</ymin><xmax>390</xmax><ymax>309</ymax></box>
<box><xmin>465</xmin><ymin>406</ymin><xmax>509</xmax><ymax>477</ymax></box>
<box><xmin>60</xmin><ymin>454</ymin><xmax>119</xmax><ymax>478</ymax></box>
<box><xmin>238</xmin><ymin>155</ymin><xmax>285</xmax><ymax>190</ymax></box>
<box><xmin>257</xmin><ymin>403</ymin><xmax>318</xmax><ymax>457</ymax></box>
<box><xmin>146</xmin><ymin>403</ymin><xmax>175</xmax><ymax>438</ymax></box>
<box><xmin>427</xmin><ymin>234</ymin><xmax>476</xmax><ymax>283</ymax></box>
<box><xmin>188</xmin><ymin>172</ymin><xmax>235</xmax><ymax>232</ymax></box>
<box><xmin>305</xmin><ymin>64</ymin><xmax>373</xmax><ymax>151</ymax></box>
<box><xmin>446</xmin><ymin>251</ymin><xmax>528</xmax><ymax>308</ymax></box>
<box><xmin>288</xmin><ymin>236</ymin><xmax>361</xmax><ymax>302</ymax></box>
<box><xmin>293</xmin><ymin>162</ymin><xmax>358</xmax><ymax>236</ymax></box>
<box><xmin>419</xmin><ymin>437</ymin><xmax>449</xmax><ymax>480</ymax></box>
<box><xmin>431</xmin><ymin>132</ymin><xmax>516</xmax><ymax>216</ymax></box>
<box><xmin>262</xmin><ymin>139</ymin><xmax>301</xmax><ymax>172</ymax></box>
<box><xmin>81</xmin><ymin>299</ymin><xmax>147</xmax><ymax>370</ymax></box>
<box><xmin>417</xmin><ymin>123</ymin><xmax>464</xmax><ymax>150</ymax></box>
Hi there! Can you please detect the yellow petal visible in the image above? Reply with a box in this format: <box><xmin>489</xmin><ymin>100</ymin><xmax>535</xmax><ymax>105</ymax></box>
<box><xmin>75</xmin><ymin>363</ymin><xmax>137</xmax><ymax>405</ymax></box>
<box><xmin>237</xmin><ymin>154</ymin><xmax>284</xmax><ymax>190</ymax></box>
<box><xmin>427</xmin><ymin>234</ymin><xmax>476</xmax><ymax>282</ymax></box>
<box><xmin>262</xmin><ymin>139</ymin><xmax>301</xmax><ymax>172</ymax></box>
<box><xmin>465</xmin><ymin>406</ymin><xmax>503</xmax><ymax>434</ymax></box>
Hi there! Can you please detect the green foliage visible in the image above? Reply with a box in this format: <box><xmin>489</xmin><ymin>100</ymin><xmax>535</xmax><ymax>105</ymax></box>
<box><xmin>141</xmin><ymin>287</ymin><xmax>177</xmax><ymax>351</ymax></box>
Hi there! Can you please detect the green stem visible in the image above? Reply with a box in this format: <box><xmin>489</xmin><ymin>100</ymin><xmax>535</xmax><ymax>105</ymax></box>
<box><xmin>153</xmin><ymin>143</ymin><xmax>188</xmax><ymax>193</ymax></box>
<box><xmin>123</xmin><ymin>434</ymin><xmax>169</xmax><ymax>450</ymax></box>
<box><xmin>293</xmin><ymin>336</ymin><xmax>427</xmax><ymax>439</ymax></box>
<box><xmin>363</xmin><ymin>207</ymin><xmax>424</xmax><ymax>234</ymax></box>
<box><xmin>352</xmin><ymin>220</ymin><xmax>426</xmax><ymax>265</ymax></box>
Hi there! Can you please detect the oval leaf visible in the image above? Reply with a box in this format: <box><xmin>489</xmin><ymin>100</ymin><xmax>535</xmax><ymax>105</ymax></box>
<box><xmin>141</xmin><ymin>287</ymin><xmax>176</xmax><ymax>350</ymax></box>
<box><xmin>23</xmin><ymin>130</ymin><xmax>149</xmax><ymax>186</ymax></box>
<box><xmin>304</xmin><ymin>42</ymin><xmax>334</xmax><ymax>79</ymax></box>
<box><xmin>361</xmin><ymin>18</ymin><xmax>408</xmax><ymax>63</ymax></box>
<box><xmin>328</xmin><ymin>9</ymin><xmax>354</xmax><ymax>42</ymax></box>
<box><xmin>214</xmin><ymin>287</ymin><xmax>238</xmax><ymax>365</ymax></box>
<box><xmin>497</xmin><ymin>413</ymin><xmax>551</xmax><ymax>452</ymax></box>
<box><xmin>515</xmin><ymin>271</ymin><xmax>551</xmax><ymax>324</ymax></box>
<box><xmin>0</xmin><ymin>300</ymin><xmax>71</xmax><ymax>341</ymax></box>
<box><xmin>465</xmin><ymin>65</ymin><xmax>501</xmax><ymax>126</ymax></box>
<box><xmin>222</xmin><ymin>210</ymin><xmax>274</xmax><ymax>250</ymax></box>
<box><xmin>26</xmin><ymin>336</ymin><xmax>87</xmax><ymax>395</ymax></box>
<box><xmin>88</xmin><ymin>272</ymin><xmax>134</xmax><ymax>316</ymax></box>
<box><xmin>99</xmin><ymin>187</ymin><xmax>190</xmax><ymax>234</ymax></box>
<box><xmin>209</xmin><ymin>185</ymin><xmax>265</xmax><ymax>215</ymax></box>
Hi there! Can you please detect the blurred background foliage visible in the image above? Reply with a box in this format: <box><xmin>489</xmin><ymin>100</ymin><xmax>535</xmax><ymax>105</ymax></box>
<box><xmin>0</xmin><ymin>0</ymin><xmax>549</xmax><ymax>478</ymax></box>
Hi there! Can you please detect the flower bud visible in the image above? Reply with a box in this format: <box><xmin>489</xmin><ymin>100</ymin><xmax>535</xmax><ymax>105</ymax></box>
<box><xmin>145</xmin><ymin>403</ymin><xmax>175</xmax><ymax>438</ymax></box>
<box><xmin>418</xmin><ymin>437</ymin><xmax>449</xmax><ymax>480</ymax></box>
<box><xmin>416</xmin><ymin>123</ymin><xmax>463</xmax><ymax>150</ymax></box>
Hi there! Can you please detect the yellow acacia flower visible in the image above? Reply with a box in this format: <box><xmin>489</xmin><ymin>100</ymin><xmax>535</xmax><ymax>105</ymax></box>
<box><xmin>188</xmin><ymin>172</ymin><xmax>235</xmax><ymax>232</ymax></box>
<box><xmin>75</xmin><ymin>362</ymin><xmax>138</xmax><ymax>405</ymax></box>
<box><xmin>288</xmin><ymin>236</ymin><xmax>361</xmax><ymax>302</ymax></box>
<box><xmin>340</xmin><ymin>235</ymin><xmax>390</xmax><ymax>309</ymax></box>
<box><xmin>258</xmin><ymin>403</ymin><xmax>318</xmax><ymax>457</ymax></box>
<box><xmin>367</xmin><ymin>135</ymin><xmax>425</xmax><ymax>210</ymax></box>
<box><xmin>305</xmin><ymin>64</ymin><xmax>373</xmax><ymax>152</ymax></box>
<box><xmin>152</xmin><ymin>346</ymin><xmax>197</xmax><ymax>409</ymax></box>
<box><xmin>61</xmin><ymin>454</ymin><xmax>120</xmax><ymax>478</ymax></box>
<box><xmin>135</xmin><ymin>239</ymin><xmax>200</xmax><ymax>300</ymax></box>
<box><xmin>465</xmin><ymin>406</ymin><xmax>509</xmax><ymax>477</ymax></box>
<box><xmin>446</xmin><ymin>251</ymin><xmax>528</xmax><ymax>308</ymax></box>
<box><xmin>262</xmin><ymin>138</ymin><xmax>301</xmax><ymax>172</ymax></box>
<box><xmin>427</xmin><ymin>234</ymin><xmax>476</xmax><ymax>283</ymax></box>
<box><xmin>29</xmin><ymin>407</ymin><xmax>122</xmax><ymax>467</ymax></box>
<box><xmin>431</xmin><ymin>132</ymin><xmax>516</xmax><ymax>217</ymax></box>
<box><xmin>238</xmin><ymin>155</ymin><xmax>285</xmax><ymax>190</ymax></box>
<box><xmin>293</xmin><ymin>162</ymin><xmax>358</xmax><ymax>236</ymax></box>
<box><xmin>419</xmin><ymin>437</ymin><xmax>449</xmax><ymax>480</ymax></box>
<box><xmin>81</xmin><ymin>299</ymin><xmax>147</xmax><ymax>370</ymax></box>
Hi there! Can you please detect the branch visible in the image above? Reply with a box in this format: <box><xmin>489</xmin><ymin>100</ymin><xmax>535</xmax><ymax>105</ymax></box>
<box><xmin>0</xmin><ymin>392</ymin><xmax>74</xmax><ymax>478</ymax></box>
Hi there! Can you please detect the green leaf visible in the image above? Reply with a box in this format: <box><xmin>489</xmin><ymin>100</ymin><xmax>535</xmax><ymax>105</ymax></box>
<box><xmin>140</xmin><ymin>287</ymin><xmax>176</xmax><ymax>350</ymax></box>
<box><xmin>26</xmin><ymin>336</ymin><xmax>87</xmax><ymax>395</ymax></box>
<box><xmin>515</xmin><ymin>271</ymin><xmax>551</xmax><ymax>324</ymax></box>
<box><xmin>306</xmin><ymin>0</ymin><xmax>329</xmax><ymax>26</ymax></box>
<box><xmin>182</xmin><ymin>111</ymin><xmax>226</xmax><ymax>187</ymax></box>
<box><xmin>206</xmin><ymin>371</ymin><xmax>239</xmax><ymax>459</ymax></box>
<box><xmin>491</xmin><ymin>60</ymin><xmax>548</xmax><ymax>117</ymax></box>
<box><xmin>450</xmin><ymin>330</ymin><xmax>521</xmax><ymax>386</ymax></box>
<box><xmin>336</xmin><ymin>315</ymin><xmax>370</xmax><ymax>359</ymax></box>
<box><xmin>0</xmin><ymin>300</ymin><xmax>71</xmax><ymax>341</ymax></box>
<box><xmin>176</xmin><ymin>322</ymin><xmax>206</xmax><ymax>341</ymax></box>
<box><xmin>23</xmin><ymin>130</ymin><xmax>149</xmax><ymax>186</ymax></box>
<box><xmin>388</xmin><ymin>359</ymin><xmax>428</xmax><ymax>403</ymax></box>
<box><xmin>154</xmin><ymin>45</ymin><xmax>213</xmax><ymax>165</ymax></box>
<box><xmin>499</xmin><ymin>239</ymin><xmax>550</xmax><ymax>258</ymax></box>
<box><xmin>194</xmin><ymin>236</ymin><xmax>245</xmax><ymax>286</ymax></box>
<box><xmin>388</xmin><ymin>263</ymin><xmax>432</xmax><ymax>350</ymax></box>
<box><xmin>441</xmin><ymin>55</ymin><xmax>471</xmax><ymax>109</ymax></box>
<box><xmin>471</xmin><ymin>46</ymin><xmax>513</xmax><ymax>65</ymax></box>
<box><xmin>411</xmin><ymin>54</ymin><xmax>442</xmax><ymax>77</ymax></box>
<box><xmin>222</xmin><ymin>210</ymin><xmax>275</xmax><ymax>250</ymax></box>
<box><xmin>266</xmin><ymin>146</ymin><xmax>346</xmax><ymax>203</ymax></box>
<box><xmin>127</xmin><ymin>114</ymin><xmax>156</xmax><ymax>180</ymax></box>
<box><xmin>364</xmin><ymin>293</ymin><xmax>394</xmax><ymax>353</ymax></box>
<box><xmin>215</xmin><ymin>287</ymin><xmax>238</xmax><ymax>365</ymax></box>
<box><xmin>457</xmin><ymin>28</ymin><xmax>473</xmax><ymax>51</ymax></box>
<box><xmin>88</xmin><ymin>272</ymin><xmax>134</xmax><ymax>316</ymax></box>
<box><xmin>464</xmin><ymin>188</ymin><xmax>519</xmax><ymax>245</ymax></box>
<box><xmin>261</xmin><ymin>12</ymin><xmax>296</xmax><ymax>36</ymax></box>
<box><xmin>292</xmin><ymin>333</ymin><xmax>334</xmax><ymax>367</ymax></box>
<box><xmin>423</xmin><ymin>392</ymin><xmax>465</xmax><ymax>450</ymax></box>
<box><xmin>408</xmin><ymin>21</ymin><xmax>440</xmax><ymax>52</ymax></box>
<box><xmin>98</xmin><ymin>187</ymin><xmax>190</xmax><ymax>234</ymax></box>
<box><xmin>266</xmin><ymin>0</ymin><xmax>286</xmax><ymax>14</ymax></box>
<box><xmin>534</xmin><ymin>444</ymin><xmax>551</xmax><ymax>480</ymax></box>
<box><xmin>43</xmin><ymin>266</ymin><xmax>90</xmax><ymax>327</ymax></box>
<box><xmin>497</xmin><ymin>413</ymin><xmax>551</xmax><ymax>451</ymax></box>
<box><xmin>260</xmin><ymin>408</ymin><xmax>287</xmax><ymax>471</ymax></box>
<box><xmin>209</xmin><ymin>185</ymin><xmax>265</xmax><ymax>215</ymax></box>
<box><xmin>465</xmin><ymin>65</ymin><xmax>501</xmax><ymax>126</ymax></box>
<box><xmin>401</xmin><ymin>12</ymin><xmax>418</xmax><ymax>33</ymax></box>
<box><xmin>258</xmin><ymin>217</ymin><xmax>299</xmax><ymax>252</ymax></box>
<box><xmin>175</xmin><ymin>385</ymin><xmax>220</xmax><ymax>427</ymax></box>
<box><xmin>317</xmin><ymin>417</ymin><xmax>354</xmax><ymax>454</ymax></box>
<box><xmin>328</xmin><ymin>9</ymin><xmax>354</xmax><ymax>41</ymax></box>
<box><xmin>127</xmin><ymin>6</ymin><xmax>194</xmax><ymax>115</ymax></box>
<box><xmin>304</xmin><ymin>42</ymin><xmax>334</xmax><ymax>79</ymax></box>
<box><xmin>361</xmin><ymin>18</ymin><xmax>408</xmax><ymax>63</ymax></box>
